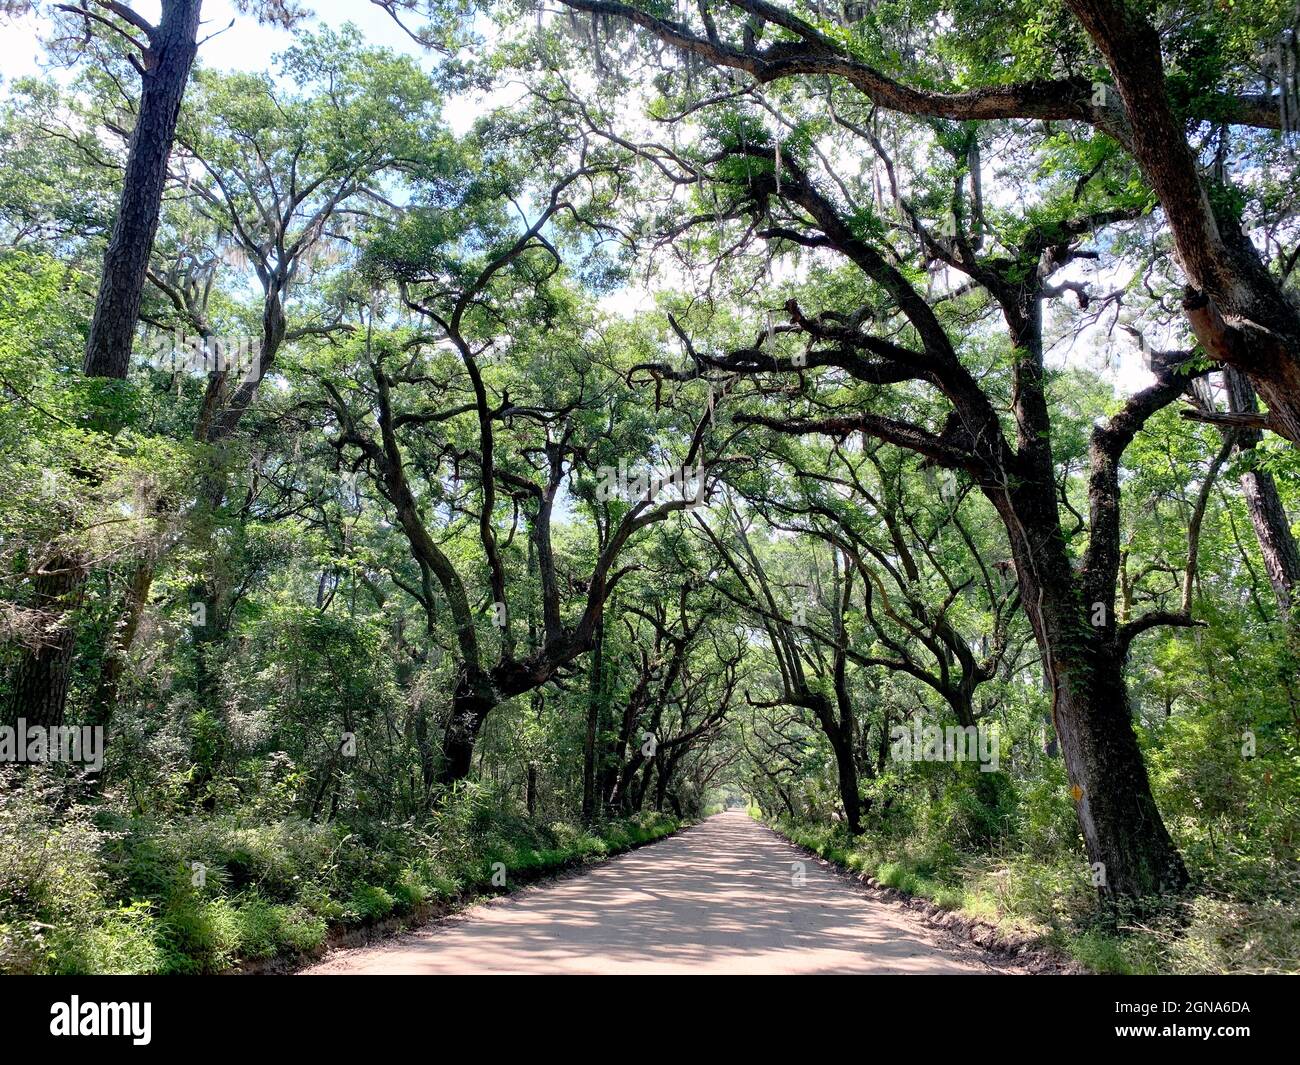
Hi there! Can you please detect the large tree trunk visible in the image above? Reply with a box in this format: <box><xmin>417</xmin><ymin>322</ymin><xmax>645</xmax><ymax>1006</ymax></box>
<box><xmin>1066</xmin><ymin>0</ymin><xmax>1300</xmax><ymax>445</ymax></box>
<box><xmin>610</xmin><ymin>755</ymin><xmax>641</xmax><ymax>815</ymax></box>
<box><xmin>581</xmin><ymin>615</ymin><xmax>605</xmax><ymax>822</ymax></box>
<box><xmin>439</xmin><ymin>729</ymin><xmax>475</xmax><ymax>785</ymax></box>
<box><xmin>829</xmin><ymin>576</ymin><xmax>865</xmax><ymax>835</ymax></box>
<box><xmin>5</xmin><ymin>557</ymin><xmax>84</xmax><ymax>729</ymax></box>
<box><xmin>1000</xmin><ymin>481</ymin><xmax>1189</xmax><ymax>898</ymax></box>
<box><xmin>799</xmin><ymin>690</ymin><xmax>864</xmax><ymax>836</ymax></box>
<box><xmin>1226</xmin><ymin>369</ymin><xmax>1300</xmax><ymax>613</ymax></box>
<box><xmin>11</xmin><ymin>1</ymin><xmax>204</xmax><ymax>733</ymax></box>
<box><xmin>1050</xmin><ymin>641</ymin><xmax>1188</xmax><ymax>897</ymax></box>
<box><xmin>829</xmin><ymin>732</ymin><xmax>863</xmax><ymax>835</ymax></box>
<box><xmin>438</xmin><ymin>683</ymin><xmax>491</xmax><ymax>785</ymax></box>
<box><xmin>824</xmin><ymin>673</ymin><xmax>863</xmax><ymax>835</ymax></box>
<box><xmin>82</xmin><ymin>0</ymin><xmax>203</xmax><ymax>379</ymax></box>
<box><xmin>997</xmin><ymin>277</ymin><xmax>1187</xmax><ymax>898</ymax></box>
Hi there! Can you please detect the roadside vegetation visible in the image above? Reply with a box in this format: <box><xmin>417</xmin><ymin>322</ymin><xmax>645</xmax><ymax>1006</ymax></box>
<box><xmin>1</xmin><ymin>769</ymin><xmax>677</xmax><ymax>974</ymax></box>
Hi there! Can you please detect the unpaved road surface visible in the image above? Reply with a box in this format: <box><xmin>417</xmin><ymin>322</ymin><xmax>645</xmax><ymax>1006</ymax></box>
<box><xmin>302</xmin><ymin>811</ymin><xmax>1013</xmax><ymax>975</ymax></box>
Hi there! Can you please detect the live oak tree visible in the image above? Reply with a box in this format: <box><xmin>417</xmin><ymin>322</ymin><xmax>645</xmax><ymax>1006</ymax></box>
<box><xmin>551</xmin><ymin>61</ymin><xmax>1218</xmax><ymax>892</ymax></box>
<box><xmin>698</xmin><ymin>502</ymin><xmax>876</xmax><ymax>833</ymax></box>
<box><xmin>546</xmin><ymin>0</ymin><xmax>1300</xmax><ymax>446</ymax></box>
<box><xmin>694</xmin><ymin>447</ymin><xmax>1028</xmax><ymax>834</ymax></box>
<box><xmin>121</xmin><ymin>31</ymin><xmax>446</xmax><ymax>703</ymax></box>
<box><xmin>729</xmin><ymin>437</ymin><xmax>1030</xmax><ymax>730</ymax></box>
<box><xmin>317</xmin><ymin>314</ymin><xmax>718</xmax><ymax>783</ymax></box>
<box><xmin>593</xmin><ymin>567</ymin><xmax>739</xmax><ymax>816</ymax></box>
<box><xmin>170</xmin><ymin>28</ymin><xmax>442</xmax><ymax>442</ymax></box>
<box><xmin>485</xmin><ymin>0</ymin><xmax>1300</xmax><ymax>897</ymax></box>
<box><xmin>316</xmin><ymin>117</ymin><xmax>726</xmax><ymax>781</ymax></box>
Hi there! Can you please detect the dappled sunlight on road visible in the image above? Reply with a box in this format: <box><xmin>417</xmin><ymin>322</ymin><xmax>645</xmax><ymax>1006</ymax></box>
<box><xmin>302</xmin><ymin>812</ymin><xmax>1008</xmax><ymax>975</ymax></box>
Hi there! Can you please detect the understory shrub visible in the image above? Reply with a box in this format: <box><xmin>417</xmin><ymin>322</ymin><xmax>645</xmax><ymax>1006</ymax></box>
<box><xmin>0</xmin><ymin>768</ymin><xmax>679</xmax><ymax>974</ymax></box>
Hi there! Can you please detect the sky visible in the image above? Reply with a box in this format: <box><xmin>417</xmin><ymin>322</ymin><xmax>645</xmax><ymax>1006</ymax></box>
<box><xmin>4</xmin><ymin>1</ymin><xmax>418</xmax><ymax>72</ymax></box>
<box><xmin>2</xmin><ymin>0</ymin><xmax>498</xmax><ymax>134</ymax></box>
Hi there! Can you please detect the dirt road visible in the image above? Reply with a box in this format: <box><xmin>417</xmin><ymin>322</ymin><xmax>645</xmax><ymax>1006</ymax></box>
<box><xmin>301</xmin><ymin>811</ymin><xmax>1012</xmax><ymax>975</ymax></box>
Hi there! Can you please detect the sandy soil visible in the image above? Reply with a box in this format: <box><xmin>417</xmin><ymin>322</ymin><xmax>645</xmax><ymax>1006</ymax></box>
<box><xmin>300</xmin><ymin>810</ymin><xmax>1016</xmax><ymax>975</ymax></box>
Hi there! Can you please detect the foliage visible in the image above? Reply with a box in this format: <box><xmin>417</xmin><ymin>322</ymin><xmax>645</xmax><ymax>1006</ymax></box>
<box><xmin>0</xmin><ymin>0</ymin><xmax>1297</xmax><ymax>974</ymax></box>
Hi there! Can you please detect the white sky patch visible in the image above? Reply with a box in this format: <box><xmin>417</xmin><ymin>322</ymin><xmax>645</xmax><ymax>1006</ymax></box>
<box><xmin>3</xmin><ymin>1</ymin><xmax>437</xmax><ymax>83</ymax></box>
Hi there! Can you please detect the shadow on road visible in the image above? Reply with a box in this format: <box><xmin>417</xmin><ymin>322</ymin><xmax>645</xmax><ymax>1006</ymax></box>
<box><xmin>303</xmin><ymin>811</ymin><xmax>1008</xmax><ymax>975</ymax></box>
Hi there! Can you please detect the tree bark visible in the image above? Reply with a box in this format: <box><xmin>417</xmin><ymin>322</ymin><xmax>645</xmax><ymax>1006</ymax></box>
<box><xmin>992</xmin><ymin>477</ymin><xmax>1189</xmax><ymax>898</ymax></box>
<box><xmin>1225</xmin><ymin>369</ymin><xmax>1300</xmax><ymax>613</ymax></box>
<box><xmin>581</xmin><ymin>614</ymin><xmax>606</xmax><ymax>822</ymax></box>
<box><xmin>82</xmin><ymin>0</ymin><xmax>203</xmax><ymax>379</ymax></box>
<box><xmin>9</xmin><ymin>1</ymin><xmax>204</xmax><ymax>733</ymax></box>
<box><xmin>829</xmin><ymin>731</ymin><xmax>863</xmax><ymax>835</ymax></box>
<box><xmin>4</xmin><ymin>557</ymin><xmax>84</xmax><ymax>729</ymax></box>
<box><xmin>1065</xmin><ymin>0</ymin><xmax>1300</xmax><ymax>445</ymax></box>
<box><xmin>438</xmin><ymin>674</ymin><xmax>493</xmax><ymax>786</ymax></box>
<box><xmin>996</xmin><ymin>246</ymin><xmax>1188</xmax><ymax>898</ymax></box>
<box><xmin>1050</xmin><ymin>642</ymin><xmax>1188</xmax><ymax>897</ymax></box>
<box><xmin>827</xmin><ymin>631</ymin><xmax>864</xmax><ymax>834</ymax></box>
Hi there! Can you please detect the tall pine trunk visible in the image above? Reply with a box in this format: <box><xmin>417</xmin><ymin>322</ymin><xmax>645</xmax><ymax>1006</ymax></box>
<box><xmin>8</xmin><ymin>1</ymin><xmax>204</xmax><ymax>731</ymax></box>
<box><xmin>82</xmin><ymin>0</ymin><xmax>203</xmax><ymax>378</ymax></box>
